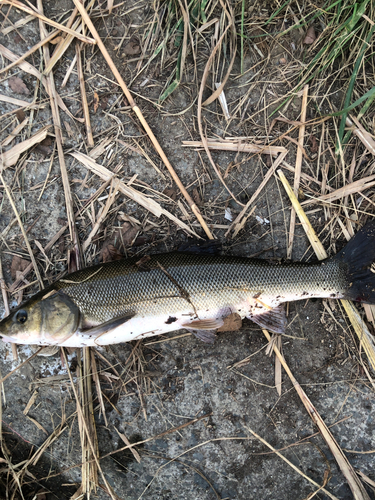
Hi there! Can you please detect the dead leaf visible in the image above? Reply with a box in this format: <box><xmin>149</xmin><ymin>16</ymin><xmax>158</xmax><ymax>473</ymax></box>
<box><xmin>93</xmin><ymin>92</ymin><xmax>99</xmax><ymax>113</ymax></box>
<box><xmin>303</xmin><ymin>26</ymin><xmax>316</xmax><ymax>45</ymax></box>
<box><xmin>192</xmin><ymin>187</ymin><xmax>202</xmax><ymax>206</ymax></box>
<box><xmin>100</xmin><ymin>96</ymin><xmax>108</xmax><ymax>111</ymax></box>
<box><xmin>11</xmin><ymin>255</ymin><xmax>29</xmax><ymax>280</ymax></box>
<box><xmin>101</xmin><ymin>244</ymin><xmax>123</xmax><ymax>263</ymax></box>
<box><xmin>64</xmin><ymin>120</ymin><xmax>73</xmax><ymax>137</ymax></box>
<box><xmin>224</xmin><ymin>162</ymin><xmax>235</xmax><ymax>179</ymax></box>
<box><xmin>49</xmin><ymin>36</ymin><xmax>63</xmax><ymax>45</ymax></box>
<box><xmin>1</xmin><ymin>126</ymin><xmax>50</xmax><ymax>169</ymax></box>
<box><xmin>36</xmin><ymin>136</ymin><xmax>53</xmax><ymax>156</ymax></box>
<box><xmin>123</xmin><ymin>40</ymin><xmax>141</xmax><ymax>55</ymax></box>
<box><xmin>16</xmin><ymin>109</ymin><xmax>26</xmax><ymax>122</ymax></box>
<box><xmin>8</xmin><ymin>76</ymin><xmax>29</xmax><ymax>95</ymax></box>
<box><xmin>133</xmin><ymin>236</ymin><xmax>148</xmax><ymax>246</ymax></box>
<box><xmin>115</xmin><ymin>222</ymin><xmax>139</xmax><ymax>247</ymax></box>
<box><xmin>309</xmin><ymin>134</ymin><xmax>318</xmax><ymax>153</ymax></box>
<box><xmin>217</xmin><ymin>313</ymin><xmax>242</xmax><ymax>332</ymax></box>
<box><xmin>15</xmin><ymin>270</ymin><xmax>24</xmax><ymax>304</ymax></box>
<box><xmin>67</xmin><ymin>249</ymin><xmax>78</xmax><ymax>274</ymax></box>
<box><xmin>163</xmin><ymin>187</ymin><xmax>177</xmax><ymax>201</ymax></box>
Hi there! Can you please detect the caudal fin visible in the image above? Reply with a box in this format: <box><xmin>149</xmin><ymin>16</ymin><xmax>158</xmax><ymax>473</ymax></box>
<box><xmin>335</xmin><ymin>220</ymin><xmax>375</xmax><ymax>303</ymax></box>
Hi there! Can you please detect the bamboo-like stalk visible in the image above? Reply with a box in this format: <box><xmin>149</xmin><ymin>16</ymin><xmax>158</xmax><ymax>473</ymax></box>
<box><xmin>71</xmin><ymin>0</ymin><xmax>213</xmax><ymax>240</ymax></box>
<box><xmin>287</xmin><ymin>84</ymin><xmax>309</xmax><ymax>259</ymax></box>
<box><xmin>182</xmin><ymin>140</ymin><xmax>286</xmax><ymax>156</ymax></box>
<box><xmin>76</xmin><ymin>43</ymin><xmax>94</xmax><ymax>147</ymax></box>
<box><xmin>83</xmin><ymin>347</ymin><xmax>99</xmax><ymax>489</ymax></box>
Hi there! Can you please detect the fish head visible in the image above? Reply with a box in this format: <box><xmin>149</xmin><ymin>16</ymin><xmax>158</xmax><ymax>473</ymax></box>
<box><xmin>0</xmin><ymin>291</ymin><xmax>80</xmax><ymax>345</ymax></box>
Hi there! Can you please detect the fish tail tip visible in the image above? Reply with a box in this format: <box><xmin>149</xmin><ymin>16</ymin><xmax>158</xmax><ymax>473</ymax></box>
<box><xmin>336</xmin><ymin>220</ymin><xmax>375</xmax><ymax>303</ymax></box>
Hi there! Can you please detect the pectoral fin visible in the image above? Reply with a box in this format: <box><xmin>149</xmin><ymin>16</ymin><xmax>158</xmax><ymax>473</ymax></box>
<box><xmin>247</xmin><ymin>304</ymin><xmax>286</xmax><ymax>334</ymax></box>
<box><xmin>79</xmin><ymin>313</ymin><xmax>135</xmax><ymax>338</ymax></box>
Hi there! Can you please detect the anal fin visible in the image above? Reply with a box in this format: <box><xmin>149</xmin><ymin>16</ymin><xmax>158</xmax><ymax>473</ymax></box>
<box><xmin>247</xmin><ymin>304</ymin><xmax>286</xmax><ymax>334</ymax></box>
<box><xmin>181</xmin><ymin>318</ymin><xmax>224</xmax><ymax>330</ymax></box>
<box><xmin>181</xmin><ymin>318</ymin><xmax>223</xmax><ymax>344</ymax></box>
<box><xmin>191</xmin><ymin>330</ymin><xmax>217</xmax><ymax>344</ymax></box>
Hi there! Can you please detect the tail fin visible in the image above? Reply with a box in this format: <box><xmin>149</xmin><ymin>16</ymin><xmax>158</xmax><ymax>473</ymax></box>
<box><xmin>334</xmin><ymin>220</ymin><xmax>375</xmax><ymax>303</ymax></box>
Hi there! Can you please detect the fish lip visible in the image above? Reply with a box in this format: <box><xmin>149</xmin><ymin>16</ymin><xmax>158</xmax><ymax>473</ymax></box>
<box><xmin>0</xmin><ymin>335</ymin><xmax>18</xmax><ymax>343</ymax></box>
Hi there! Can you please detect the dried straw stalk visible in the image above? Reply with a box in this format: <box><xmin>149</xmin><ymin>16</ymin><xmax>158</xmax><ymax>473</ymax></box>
<box><xmin>277</xmin><ymin>169</ymin><xmax>373</xmax><ymax>500</ymax></box>
<box><xmin>71</xmin><ymin>151</ymin><xmax>200</xmax><ymax>238</ymax></box>
<box><xmin>37</xmin><ymin>3</ymin><xmax>79</xmax><ymax>254</ymax></box>
<box><xmin>72</xmin><ymin>0</ymin><xmax>213</xmax><ymax>239</ymax></box>
<box><xmin>2</xmin><ymin>0</ymin><xmax>96</xmax><ymax>44</ymax></box>
<box><xmin>287</xmin><ymin>84</ymin><xmax>309</xmax><ymax>259</ymax></box>
<box><xmin>76</xmin><ymin>43</ymin><xmax>94</xmax><ymax>146</ymax></box>
<box><xmin>0</xmin><ymin>29</ymin><xmax>59</xmax><ymax>75</ymax></box>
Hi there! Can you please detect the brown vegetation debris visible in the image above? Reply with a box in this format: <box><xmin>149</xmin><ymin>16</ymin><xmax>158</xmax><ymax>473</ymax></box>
<box><xmin>10</xmin><ymin>255</ymin><xmax>30</xmax><ymax>280</ymax></box>
<box><xmin>123</xmin><ymin>39</ymin><xmax>141</xmax><ymax>55</ymax></box>
<box><xmin>217</xmin><ymin>313</ymin><xmax>242</xmax><ymax>332</ymax></box>
<box><xmin>303</xmin><ymin>26</ymin><xmax>316</xmax><ymax>44</ymax></box>
<box><xmin>192</xmin><ymin>187</ymin><xmax>203</xmax><ymax>206</ymax></box>
<box><xmin>163</xmin><ymin>187</ymin><xmax>177</xmax><ymax>201</ymax></box>
<box><xmin>101</xmin><ymin>244</ymin><xmax>123</xmax><ymax>263</ymax></box>
<box><xmin>8</xmin><ymin>75</ymin><xmax>29</xmax><ymax>95</ymax></box>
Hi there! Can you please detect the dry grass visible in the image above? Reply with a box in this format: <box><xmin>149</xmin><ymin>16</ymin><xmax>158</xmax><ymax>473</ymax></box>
<box><xmin>0</xmin><ymin>0</ymin><xmax>375</xmax><ymax>498</ymax></box>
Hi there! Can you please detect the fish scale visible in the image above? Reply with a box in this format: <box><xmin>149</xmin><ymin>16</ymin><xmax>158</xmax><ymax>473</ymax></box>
<box><xmin>1</xmin><ymin>221</ymin><xmax>375</xmax><ymax>347</ymax></box>
<box><xmin>52</xmin><ymin>253</ymin><xmax>346</xmax><ymax>324</ymax></box>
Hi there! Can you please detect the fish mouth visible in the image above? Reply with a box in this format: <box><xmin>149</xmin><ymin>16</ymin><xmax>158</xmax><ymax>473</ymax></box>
<box><xmin>0</xmin><ymin>335</ymin><xmax>18</xmax><ymax>343</ymax></box>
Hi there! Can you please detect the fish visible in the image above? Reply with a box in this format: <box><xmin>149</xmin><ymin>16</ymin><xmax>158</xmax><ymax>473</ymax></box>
<box><xmin>1</xmin><ymin>221</ymin><xmax>375</xmax><ymax>348</ymax></box>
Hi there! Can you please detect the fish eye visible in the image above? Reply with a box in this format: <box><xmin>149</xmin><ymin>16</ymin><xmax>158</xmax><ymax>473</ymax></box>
<box><xmin>15</xmin><ymin>310</ymin><xmax>28</xmax><ymax>324</ymax></box>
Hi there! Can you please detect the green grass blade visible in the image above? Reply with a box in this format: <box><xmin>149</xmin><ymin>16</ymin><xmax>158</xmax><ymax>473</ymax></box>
<box><xmin>264</xmin><ymin>0</ymin><xmax>292</xmax><ymax>26</ymax></box>
<box><xmin>159</xmin><ymin>80</ymin><xmax>180</xmax><ymax>102</ymax></box>
<box><xmin>330</xmin><ymin>84</ymin><xmax>375</xmax><ymax>117</ymax></box>
<box><xmin>336</xmin><ymin>22</ymin><xmax>375</xmax><ymax>154</ymax></box>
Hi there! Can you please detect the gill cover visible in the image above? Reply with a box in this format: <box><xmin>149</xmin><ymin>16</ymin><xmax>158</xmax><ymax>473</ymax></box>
<box><xmin>0</xmin><ymin>291</ymin><xmax>80</xmax><ymax>345</ymax></box>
